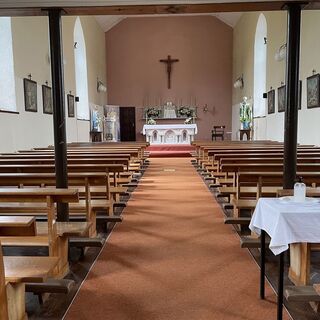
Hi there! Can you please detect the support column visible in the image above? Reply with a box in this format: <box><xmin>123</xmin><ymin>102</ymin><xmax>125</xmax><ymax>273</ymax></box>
<box><xmin>283</xmin><ymin>3</ymin><xmax>302</xmax><ymax>189</ymax></box>
<box><xmin>48</xmin><ymin>9</ymin><xmax>69</xmax><ymax>221</ymax></box>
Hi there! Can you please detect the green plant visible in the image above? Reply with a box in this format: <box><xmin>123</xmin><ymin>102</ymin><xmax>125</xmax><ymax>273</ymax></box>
<box><xmin>146</xmin><ymin>107</ymin><xmax>160</xmax><ymax>118</ymax></box>
<box><xmin>178</xmin><ymin>107</ymin><xmax>193</xmax><ymax>118</ymax></box>
<box><xmin>147</xmin><ymin>118</ymin><xmax>156</xmax><ymax>125</ymax></box>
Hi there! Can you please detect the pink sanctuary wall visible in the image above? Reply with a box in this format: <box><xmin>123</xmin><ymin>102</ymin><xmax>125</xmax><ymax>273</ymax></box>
<box><xmin>105</xmin><ymin>16</ymin><xmax>233</xmax><ymax>141</ymax></box>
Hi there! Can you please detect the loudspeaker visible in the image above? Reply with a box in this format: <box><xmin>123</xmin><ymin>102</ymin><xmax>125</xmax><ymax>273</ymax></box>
<box><xmin>263</xmin><ymin>93</ymin><xmax>267</xmax><ymax>99</ymax></box>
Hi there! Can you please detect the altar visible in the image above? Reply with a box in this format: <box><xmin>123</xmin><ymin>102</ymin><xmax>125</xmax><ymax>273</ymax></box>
<box><xmin>142</xmin><ymin>124</ymin><xmax>198</xmax><ymax>145</ymax></box>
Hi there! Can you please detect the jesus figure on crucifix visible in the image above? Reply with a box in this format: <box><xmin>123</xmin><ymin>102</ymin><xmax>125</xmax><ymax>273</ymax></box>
<box><xmin>160</xmin><ymin>55</ymin><xmax>179</xmax><ymax>89</ymax></box>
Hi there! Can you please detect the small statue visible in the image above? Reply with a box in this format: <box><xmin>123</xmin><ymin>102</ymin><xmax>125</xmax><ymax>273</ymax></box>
<box><xmin>239</xmin><ymin>97</ymin><xmax>252</xmax><ymax>129</ymax></box>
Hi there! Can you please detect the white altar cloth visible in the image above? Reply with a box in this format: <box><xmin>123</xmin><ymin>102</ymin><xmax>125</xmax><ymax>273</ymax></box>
<box><xmin>163</xmin><ymin>109</ymin><xmax>177</xmax><ymax>118</ymax></box>
<box><xmin>142</xmin><ymin>124</ymin><xmax>198</xmax><ymax>145</ymax></box>
<box><xmin>249</xmin><ymin>197</ymin><xmax>320</xmax><ymax>255</ymax></box>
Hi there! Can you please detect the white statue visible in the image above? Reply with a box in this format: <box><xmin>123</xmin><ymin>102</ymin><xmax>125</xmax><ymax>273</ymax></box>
<box><xmin>163</xmin><ymin>101</ymin><xmax>177</xmax><ymax>118</ymax></box>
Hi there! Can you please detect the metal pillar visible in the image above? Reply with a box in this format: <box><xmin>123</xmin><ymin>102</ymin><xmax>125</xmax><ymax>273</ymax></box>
<box><xmin>277</xmin><ymin>252</ymin><xmax>285</xmax><ymax>320</ymax></box>
<box><xmin>260</xmin><ymin>230</ymin><xmax>266</xmax><ymax>300</ymax></box>
<box><xmin>278</xmin><ymin>4</ymin><xmax>303</xmax><ymax>319</ymax></box>
<box><xmin>48</xmin><ymin>9</ymin><xmax>69</xmax><ymax>221</ymax></box>
<box><xmin>283</xmin><ymin>3</ymin><xmax>302</xmax><ymax>189</ymax></box>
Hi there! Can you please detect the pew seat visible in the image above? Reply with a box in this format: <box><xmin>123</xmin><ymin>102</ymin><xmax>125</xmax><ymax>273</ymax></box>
<box><xmin>231</xmin><ymin>199</ymin><xmax>257</xmax><ymax>211</ymax></box>
<box><xmin>285</xmin><ymin>285</ymin><xmax>320</xmax><ymax>312</ymax></box>
<box><xmin>3</xmin><ymin>256</ymin><xmax>59</xmax><ymax>320</ymax></box>
<box><xmin>4</xmin><ymin>256</ymin><xmax>58</xmax><ymax>283</ymax></box>
<box><xmin>285</xmin><ymin>286</ymin><xmax>320</xmax><ymax>302</ymax></box>
<box><xmin>77</xmin><ymin>186</ymin><xmax>128</xmax><ymax>197</ymax></box>
<box><xmin>224</xmin><ymin>217</ymin><xmax>251</xmax><ymax>225</ymax></box>
<box><xmin>218</xmin><ymin>186</ymin><xmax>280</xmax><ymax>198</ymax></box>
<box><xmin>0</xmin><ymin>216</ymin><xmax>36</xmax><ymax>237</ymax></box>
<box><xmin>0</xmin><ymin>235</ymin><xmax>52</xmax><ymax>247</ymax></box>
<box><xmin>240</xmin><ymin>236</ymin><xmax>270</xmax><ymax>248</ymax></box>
<box><xmin>36</xmin><ymin>221</ymin><xmax>91</xmax><ymax>237</ymax></box>
<box><xmin>216</xmin><ymin>178</ymin><xmax>234</xmax><ymax>186</ymax></box>
<box><xmin>0</xmin><ymin>199</ymin><xmax>112</xmax><ymax>213</ymax></box>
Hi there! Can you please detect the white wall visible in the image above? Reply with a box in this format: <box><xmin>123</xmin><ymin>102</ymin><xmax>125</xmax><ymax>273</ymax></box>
<box><xmin>0</xmin><ymin>16</ymin><xmax>105</xmax><ymax>153</ymax></box>
<box><xmin>0</xmin><ymin>78</ymin><xmax>90</xmax><ymax>153</ymax></box>
<box><xmin>232</xmin><ymin>11</ymin><xmax>320</xmax><ymax>145</ymax></box>
<box><xmin>232</xmin><ymin>103</ymin><xmax>241</xmax><ymax>140</ymax></box>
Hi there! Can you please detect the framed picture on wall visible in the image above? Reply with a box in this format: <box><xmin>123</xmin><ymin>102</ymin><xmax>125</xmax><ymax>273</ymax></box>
<box><xmin>277</xmin><ymin>81</ymin><xmax>302</xmax><ymax>112</ymax></box>
<box><xmin>67</xmin><ymin>94</ymin><xmax>75</xmax><ymax>117</ymax></box>
<box><xmin>298</xmin><ymin>80</ymin><xmax>302</xmax><ymax>110</ymax></box>
<box><xmin>23</xmin><ymin>78</ymin><xmax>37</xmax><ymax>112</ymax></box>
<box><xmin>307</xmin><ymin>74</ymin><xmax>320</xmax><ymax>108</ymax></box>
<box><xmin>267</xmin><ymin>89</ymin><xmax>275</xmax><ymax>114</ymax></box>
<box><xmin>277</xmin><ymin>85</ymin><xmax>285</xmax><ymax>113</ymax></box>
<box><xmin>42</xmin><ymin>85</ymin><xmax>53</xmax><ymax>115</ymax></box>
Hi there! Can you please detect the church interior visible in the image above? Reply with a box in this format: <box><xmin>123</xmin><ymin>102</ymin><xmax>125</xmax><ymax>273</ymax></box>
<box><xmin>1</xmin><ymin>1</ymin><xmax>320</xmax><ymax>320</ymax></box>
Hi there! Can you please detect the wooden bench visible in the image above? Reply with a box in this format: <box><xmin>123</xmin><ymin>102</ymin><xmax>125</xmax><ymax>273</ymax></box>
<box><xmin>0</xmin><ymin>188</ymin><xmax>80</xmax><ymax>278</ymax></box>
<box><xmin>0</xmin><ymin>240</ymin><xmax>59</xmax><ymax>320</ymax></box>
<box><xmin>0</xmin><ymin>172</ymin><xmax>121</xmax><ymax>236</ymax></box>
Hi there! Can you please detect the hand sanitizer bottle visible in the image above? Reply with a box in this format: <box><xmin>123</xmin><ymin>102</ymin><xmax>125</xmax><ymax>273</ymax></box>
<box><xmin>294</xmin><ymin>177</ymin><xmax>306</xmax><ymax>202</ymax></box>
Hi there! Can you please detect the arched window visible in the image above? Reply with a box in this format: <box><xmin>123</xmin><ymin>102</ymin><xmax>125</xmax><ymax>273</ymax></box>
<box><xmin>253</xmin><ymin>14</ymin><xmax>267</xmax><ymax>117</ymax></box>
<box><xmin>74</xmin><ymin>17</ymin><xmax>89</xmax><ymax>120</ymax></box>
<box><xmin>0</xmin><ymin>17</ymin><xmax>17</xmax><ymax>112</ymax></box>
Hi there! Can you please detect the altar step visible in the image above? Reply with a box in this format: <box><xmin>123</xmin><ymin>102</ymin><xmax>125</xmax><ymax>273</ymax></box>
<box><xmin>147</xmin><ymin>144</ymin><xmax>196</xmax><ymax>158</ymax></box>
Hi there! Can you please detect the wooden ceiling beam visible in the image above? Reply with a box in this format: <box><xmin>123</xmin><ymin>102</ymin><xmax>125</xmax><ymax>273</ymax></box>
<box><xmin>64</xmin><ymin>2</ymin><xmax>288</xmax><ymax>15</ymax></box>
<box><xmin>0</xmin><ymin>1</ymin><xmax>318</xmax><ymax>17</ymax></box>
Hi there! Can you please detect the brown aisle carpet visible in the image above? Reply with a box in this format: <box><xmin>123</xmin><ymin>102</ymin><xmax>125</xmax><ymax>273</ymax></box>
<box><xmin>65</xmin><ymin>158</ymin><xmax>290</xmax><ymax>320</ymax></box>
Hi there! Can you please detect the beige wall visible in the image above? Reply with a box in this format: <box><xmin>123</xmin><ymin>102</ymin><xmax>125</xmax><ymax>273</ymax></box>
<box><xmin>106</xmin><ymin>16</ymin><xmax>233</xmax><ymax>141</ymax></box>
<box><xmin>0</xmin><ymin>15</ymin><xmax>107</xmax><ymax>152</ymax></box>
<box><xmin>232</xmin><ymin>10</ymin><xmax>320</xmax><ymax>145</ymax></box>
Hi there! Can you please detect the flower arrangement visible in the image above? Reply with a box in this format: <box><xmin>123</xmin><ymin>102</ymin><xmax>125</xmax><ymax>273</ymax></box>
<box><xmin>147</xmin><ymin>118</ymin><xmax>156</xmax><ymax>125</ymax></box>
<box><xmin>239</xmin><ymin>97</ymin><xmax>252</xmax><ymax>129</ymax></box>
<box><xmin>184</xmin><ymin>117</ymin><xmax>193</xmax><ymax>124</ymax></box>
<box><xmin>177</xmin><ymin>106</ymin><xmax>193</xmax><ymax>118</ymax></box>
<box><xmin>146</xmin><ymin>107</ymin><xmax>161</xmax><ymax>119</ymax></box>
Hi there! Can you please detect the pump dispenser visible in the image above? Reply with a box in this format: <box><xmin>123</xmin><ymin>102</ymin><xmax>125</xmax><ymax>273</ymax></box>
<box><xmin>294</xmin><ymin>176</ymin><xmax>306</xmax><ymax>202</ymax></box>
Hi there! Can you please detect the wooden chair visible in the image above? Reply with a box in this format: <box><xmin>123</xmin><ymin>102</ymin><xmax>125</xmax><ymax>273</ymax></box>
<box><xmin>211</xmin><ymin>126</ymin><xmax>225</xmax><ymax>141</ymax></box>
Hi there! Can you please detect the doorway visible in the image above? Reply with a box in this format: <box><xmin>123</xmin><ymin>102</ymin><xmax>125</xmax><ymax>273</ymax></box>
<box><xmin>119</xmin><ymin>107</ymin><xmax>136</xmax><ymax>141</ymax></box>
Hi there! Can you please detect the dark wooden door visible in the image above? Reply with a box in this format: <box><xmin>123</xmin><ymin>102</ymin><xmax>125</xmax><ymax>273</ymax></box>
<box><xmin>120</xmin><ymin>107</ymin><xmax>136</xmax><ymax>141</ymax></box>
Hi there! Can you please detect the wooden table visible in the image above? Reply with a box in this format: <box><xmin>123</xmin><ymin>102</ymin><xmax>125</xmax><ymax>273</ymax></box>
<box><xmin>250</xmin><ymin>198</ymin><xmax>320</xmax><ymax>320</ymax></box>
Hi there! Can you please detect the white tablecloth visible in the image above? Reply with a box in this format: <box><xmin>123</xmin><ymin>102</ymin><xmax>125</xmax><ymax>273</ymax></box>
<box><xmin>142</xmin><ymin>124</ymin><xmax>198</xmax><ymax>135</ymax></box>
<box><xmin>249</xmin><ymin>198</ymin><xmax>320</xmax><ymax>255</ymax></box>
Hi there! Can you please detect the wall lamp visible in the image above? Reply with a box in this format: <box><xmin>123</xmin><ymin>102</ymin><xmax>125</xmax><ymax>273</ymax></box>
<box><xmin>97</xmin><ymin>79</ymin><xmax>107</xmax><ymax>93</ymax></box>
<box><xmin>275</xmin><ymin>44</ymin><xmax>287</xmax><ymax>62</ymax></box>
<box><xmin>233</xmin><ymin>75</ymin><xmax>244</xmax><ymax>89</ymax></box>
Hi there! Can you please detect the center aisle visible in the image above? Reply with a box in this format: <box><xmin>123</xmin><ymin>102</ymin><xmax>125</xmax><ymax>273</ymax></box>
<box><xmin>65</xmin><ymin>158</ymin><xmax>289</xmax><ymax>320</ymax></box>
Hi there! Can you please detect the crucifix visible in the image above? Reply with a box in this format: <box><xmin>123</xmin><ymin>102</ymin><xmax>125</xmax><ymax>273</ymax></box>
<box><xmin>160</xmin><ymin>55</ymin><xmax>179</xmax><ymax>89</ymax></box>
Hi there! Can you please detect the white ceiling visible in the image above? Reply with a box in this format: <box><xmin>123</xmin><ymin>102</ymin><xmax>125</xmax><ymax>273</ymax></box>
<box><xmin>95</xmin><ymin>12</ymin><xmax>242</xmax><ymax>32</ymax></box>
<box><xmin>95</xmin><ymin>15</ymin><xmax>126</xmax><ymax>32</ymax></box>
<box><xmin>212</xmin><ymin>12</ymin><xmax>242</xmax><ymax>27</ymax></box>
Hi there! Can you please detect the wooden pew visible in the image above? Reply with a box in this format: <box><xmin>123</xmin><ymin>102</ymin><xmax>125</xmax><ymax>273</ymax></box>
<box><xmin>0</xmin><ymin>242</ymin><xmax>58</xmax><ymax>320</ymax></box>
<box><xmin>0</xmin><ymin>188</ymin><xmax>80</xmax><ymax>279</ymax></box>
<box><xmin>195</xmin><ymin>141</ymin><xmax>320</xmax><ymax>295</ymax></box>
<box><xmin>0</xmin><ymin>154</ymin><xmax>141</xmax><ymax>174</ymax></box>
<box><xmin>0</xmin><ymin>173</ymin><xmax>117</xmax><ymax>236</ymax></box>
<box><xmin>220</xmin><ymin>157</ymin><xmax>320</xmax><ymax>165</ymax></box>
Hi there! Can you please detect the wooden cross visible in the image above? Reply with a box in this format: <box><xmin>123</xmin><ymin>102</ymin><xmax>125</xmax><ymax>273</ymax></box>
<box><xmin>160</xmin><ymin>55</ymin><xmax>179</xmax><ymax>89</ymax></box>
